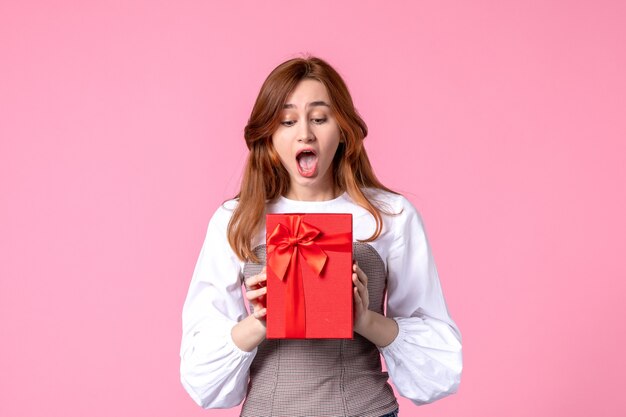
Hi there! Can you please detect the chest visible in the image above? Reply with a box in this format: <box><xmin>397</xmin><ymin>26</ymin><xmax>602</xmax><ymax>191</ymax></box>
<box><xmin>243</xmin><ymin>242</ymin><xmax>388</xmax><ymax>315</ymax></box>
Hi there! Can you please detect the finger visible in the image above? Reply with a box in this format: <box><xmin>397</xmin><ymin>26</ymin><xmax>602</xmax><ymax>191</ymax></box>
<box><xmin>244</xmin><ymin>275</ymin><xmax>255</xmax><ymax>289</ymax></box>
<box><xmin>352</xmin><ymin>272</ymin><xmax>365</xmax><ymax>294</ymax></box>
<box><xmin>353</xmin><ymin>287</ymin><xmax>363</xmax><ymax>311</ymax></box>
<box><xmin>254</xmin><ymin>291</ymin><xmax>266</xmax><ymax>303</ymax></box>
<box><xmin>353</xmin><ymin>263</ymin><xmax>368</xmax><ymax>286</ymax></box>
<box><xmin>253</xmin><ymin>308</ymin><xmax>267</xmax><ymax>319</ymax></box>
<box><xmin>249</xmin><ymin>299</ymin><xmax>263</xmax><ymax>312</ymax></box>
<box><xmin>245</xmin><ymin>286</ymin><xmax>267</xmax><ymax>301</ymax></box>
<box><xmin>247</xmin><ymin>270</ymin><xmax>267</xmax><ymax>287</ymax></box>
<box><xmin>245</xmin><ymin>270</ymin><xmax>267</xmax><ymax>288</ymax></box>
<box><xmin>353</xmin><ymin>271</ymin><xmax>369</xmax><ymax>310</ymax></box>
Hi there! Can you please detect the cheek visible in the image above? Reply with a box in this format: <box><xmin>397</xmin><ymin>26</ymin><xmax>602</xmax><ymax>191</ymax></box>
<box><xmin>270</xmin><ymin>139</ymin><xmax>294</xmax><ymax>170</ymax></box>
<box><xmin>322</xmin><ymin>135</ymin><xmax>341</xmax><ymax>161</ymax></box>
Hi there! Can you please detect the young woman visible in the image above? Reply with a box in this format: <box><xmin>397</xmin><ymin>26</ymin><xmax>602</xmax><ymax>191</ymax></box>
<box><xmin>180</xmin><ymin>56</ymin><xmax>462</xmax><ymax>417</ymax></box>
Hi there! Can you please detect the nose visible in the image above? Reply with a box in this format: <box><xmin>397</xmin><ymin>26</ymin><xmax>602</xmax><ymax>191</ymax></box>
<box><xmin>297</xmin><ymin>120</ymin><xmax>315</xmax><ymax>143</ymax></box>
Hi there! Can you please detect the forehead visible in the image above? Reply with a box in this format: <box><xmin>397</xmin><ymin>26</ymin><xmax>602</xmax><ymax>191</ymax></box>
<box><xmin>283</xmin><ymin>79</ymin><xmax>330</xmax><ymax>109</ymax></box>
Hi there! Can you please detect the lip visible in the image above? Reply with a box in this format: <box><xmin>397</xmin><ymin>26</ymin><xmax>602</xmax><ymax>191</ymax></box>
<box><xmin>295</xmin><ymin>147</ymin><xmax>318</xmax><ymax>158</ymax></box>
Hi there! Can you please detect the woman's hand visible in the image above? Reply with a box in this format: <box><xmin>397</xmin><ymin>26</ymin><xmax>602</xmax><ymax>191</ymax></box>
<box><xmin>232</xmin><ymin>266</ymin><xmax>268</xmax><ymax>352</ymax></box>
<box><xmin>245</xmin><ymin>266</ymin><xmax>268</xmax><ymax>322</ymax></box>
<box><xmin>352</xmin><ymin>261</ymin><xmax>371</xmax><ymax>334</ymax></box>
<box><xmin>351</xmin><ymin>261</ymin><xmax>400</xmax><ymax>347</ymax></box>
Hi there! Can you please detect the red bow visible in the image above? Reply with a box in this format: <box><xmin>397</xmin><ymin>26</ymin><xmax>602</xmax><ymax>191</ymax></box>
<box><xmin>266</xmin><ymin>215</ymin><xmax>352</xmax><ymax>338</ymax></box>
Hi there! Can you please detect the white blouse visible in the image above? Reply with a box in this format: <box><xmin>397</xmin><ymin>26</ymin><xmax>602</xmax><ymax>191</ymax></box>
<box><xmin>179</xmin><ymin>188</ymin><xmax>463</xmax><ymax>409</ymax></box>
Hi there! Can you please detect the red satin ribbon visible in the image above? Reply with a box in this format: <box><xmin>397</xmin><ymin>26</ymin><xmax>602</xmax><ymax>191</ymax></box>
<box><xmin>266</xmin><ymin>215</ymin><xmax>352</xmax><ymax>338</ymax></box>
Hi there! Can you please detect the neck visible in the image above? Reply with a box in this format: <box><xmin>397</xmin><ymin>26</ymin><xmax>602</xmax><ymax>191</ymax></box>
<box><xmin>284</xmin><ymin>183</ymin><xmax>339</xmax><ymax>202</ymax></box>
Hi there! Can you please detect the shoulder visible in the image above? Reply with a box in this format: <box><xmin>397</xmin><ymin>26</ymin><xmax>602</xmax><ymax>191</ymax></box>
<box><xmin>208</xmin><ymin>198</ymin><xmax>239</xmax><ymax>232</ymax></box>
<box><xmin>361</xmin><ymin>187</ymin><xmax>421</xmax><ymax>221</ymax></box>
<box><xmin>360</xmin><ymin>188</ymin><xmax>428</xmax><ymax>247</ymax></box>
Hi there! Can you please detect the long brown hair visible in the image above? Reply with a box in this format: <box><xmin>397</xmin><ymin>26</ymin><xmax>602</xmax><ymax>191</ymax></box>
<box><xmin>227</xmin><ymin>55</ymin><xmax>400</xmax><ymax>263</ymax></box>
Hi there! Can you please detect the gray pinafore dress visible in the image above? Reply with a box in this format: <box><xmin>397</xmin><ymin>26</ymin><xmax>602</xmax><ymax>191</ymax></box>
<box><xmin>240</xmin><ymin>243</ymin><xmax>399</xmax><ymax>417</ymax></box>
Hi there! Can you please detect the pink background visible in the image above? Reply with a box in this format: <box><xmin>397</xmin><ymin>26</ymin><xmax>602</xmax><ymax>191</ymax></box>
<box><xmin>1</xmin><ymin>1</ymin><xmax>625</xmax><ymax>416</ymax></box>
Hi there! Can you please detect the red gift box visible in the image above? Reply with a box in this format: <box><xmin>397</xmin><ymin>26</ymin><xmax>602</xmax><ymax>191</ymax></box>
<box><xmin>265</xmin><ymin>213</ymin><xmax>353</xmax><ymax>339</ymax></box>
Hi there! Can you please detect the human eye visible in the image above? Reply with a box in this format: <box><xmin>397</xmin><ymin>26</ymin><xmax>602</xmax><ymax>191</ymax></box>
<box><xmin>281</xmin><ymin>120</ymin><xmax>296</xmax><ymax>127</ymax></box>
<box><xmin>312</xmin><ymin>117</ymin><xmax>327</xmax><ymax>125</ymax></box>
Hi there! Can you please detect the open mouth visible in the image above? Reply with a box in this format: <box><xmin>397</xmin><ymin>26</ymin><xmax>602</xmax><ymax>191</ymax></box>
<box><xmin>295</xmin><ymin>149</ymin><xmax>318</xmax><ymax>177</ymax></box>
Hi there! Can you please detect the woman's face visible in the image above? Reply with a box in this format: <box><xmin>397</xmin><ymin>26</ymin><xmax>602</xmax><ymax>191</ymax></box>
<box><xmin>271</xmin><ymin>79</ymin><xmax>342</xmax><ymax>200</ymax></box>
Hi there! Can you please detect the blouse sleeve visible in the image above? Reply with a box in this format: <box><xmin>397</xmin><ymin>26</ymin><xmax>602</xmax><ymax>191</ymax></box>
<box><xmin>179</xmin><ymin>204</ymin><xmax>256</xmax><ymax>408</ymax></box>
<box><xmin>380</xmin><ymin>197</ymin><xmax>463</xmax><ymax>405</ymax></box>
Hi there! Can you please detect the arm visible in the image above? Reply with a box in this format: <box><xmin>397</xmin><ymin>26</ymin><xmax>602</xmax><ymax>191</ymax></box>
<box><xmin>380</xmin><ymin>197</ymin><xmax>463</xmax><ymax>405</ymax></box>
<box><xmin>179</xmin><ymin>204</ymin><xmax>256</xmax><ymax>409</ymax></box>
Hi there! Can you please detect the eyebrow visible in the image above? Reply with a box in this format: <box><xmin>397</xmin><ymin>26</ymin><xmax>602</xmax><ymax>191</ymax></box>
<box><xmin>282</xmin><ymin>101</ymin><xmax>331</xmax><ymax>109</ymax></box>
